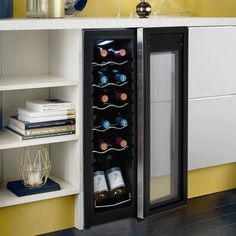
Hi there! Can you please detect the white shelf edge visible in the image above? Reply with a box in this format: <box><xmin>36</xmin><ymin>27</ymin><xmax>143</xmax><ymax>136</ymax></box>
<box><xmin>0</xmin><ymin>74</ymin><xmax>79</xmax><ymax>91</ymax></box>
<box><xmin>1</xmin><ymin>18</ymin><xmax>236</xmax><ymax>31</ymax></box>
<box><xmin>0</xmin><ymin>175</ymin><xmax>79</xmax><ymax>208</ymax></box>
<box><xmin>0</xmin><ymin>130</ymin><xmax>79</xmax><ymax>150</ymax></box>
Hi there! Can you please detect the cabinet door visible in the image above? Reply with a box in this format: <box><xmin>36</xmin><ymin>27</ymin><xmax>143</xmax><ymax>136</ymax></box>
<box><xmin>188</xmin><ymin>96</ymin><xmax>236</xmax><ymax>170</ymax></box>
<box><xmin>189</xmin><ymin>27</ymin><xmax>236</xmax><ymax>98</ymax></box>
<box><xmin>137</xmin><ymin>28</ymin><xmax>188</xmax><ymax>218</ymax></box>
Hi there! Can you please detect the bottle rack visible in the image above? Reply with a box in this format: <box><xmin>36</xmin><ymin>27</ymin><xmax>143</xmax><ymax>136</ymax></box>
<box><xmin>94</xmin><ymin>193</ymin><xmax>132</xmax><ymax>209</ymax></box>
<box><xmin>92</xmin><ymin>39</ymin><xmax>134</xmax><ymax>207</ymax></box>
<box><xmin>84</xmin><ymin>29</ymin><xmax>136</xmax><ymax>227</ymax></box>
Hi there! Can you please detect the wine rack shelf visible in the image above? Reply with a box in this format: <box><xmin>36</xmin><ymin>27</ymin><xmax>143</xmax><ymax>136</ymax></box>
<box><xmin>92</xmin><ymin>124</ymin><xmax>128</xmax><ymax>132</ymax></box>
<box><xmin>92</xmin><ymin>60</ymin><xmax>129</xmax><ymax>67</ymax></box>
<box><xmin>92</xmin><ymin>145</ymin><xmax>129</xmax><ymax>154</ymax></box>
<box><xmin>92</xmin><ymin>102</ymin><xmax>129</xmax><ymax>110</ymax></box>
<box><xmin>94</xmin><ymin>193</ymin><xmax>132</xmax><ymax>209</ymax></box>
<box><xmin>92</xmin><ymin>81</ymin><xmax>128</xmax><ymax>88</ymax></box>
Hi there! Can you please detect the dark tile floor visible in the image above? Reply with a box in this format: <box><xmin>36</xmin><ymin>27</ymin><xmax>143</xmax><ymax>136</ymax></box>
<box><xmin>42</xmin><ymin>189</ymin><xmax>236</xmax><ymax>236</ymax></box>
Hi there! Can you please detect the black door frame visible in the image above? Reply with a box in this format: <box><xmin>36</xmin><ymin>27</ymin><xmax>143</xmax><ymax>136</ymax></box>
<box><xmin>143</xmin><ymin>27</ymin><xmax>188</xmax><ymax>216</ymax></box>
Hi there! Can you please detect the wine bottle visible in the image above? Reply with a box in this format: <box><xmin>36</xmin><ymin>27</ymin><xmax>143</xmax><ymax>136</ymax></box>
<box><xmin>108</xmin><ymin>48</ymin><xmax>126</xmax><ymax>57</ymax></box>
<box><xmin>98</xmin><ymin>71</ymin><xmax>108</xmax><ymax>85</ymax></box>
<box><xmin>115</xmin><ymin>92</ymin><xmax>128</xmax><ymax>102</ymax></box>
<box><xmin>98</xmin><ymin>93</ymin><xmax>109</xmax><ymax>104</ymax></box>
<box><xmin>113</xmin><ymin>70</ymin><xmax>127</xmax><ymax>83</ymax></box>
<box><xmin>98</xmin><ymin>139</ymin><xmax>109</xmax><ymax>151</ymax></box>
<box><xmin>115</xmin><ymin>136</ymin><xmax>128</xmax><ymax>148</ymax></box>
<box><xmin>96</xmin><ymin>47</ymin><xmax>108</xmax><ymax>58</ymax></box>
<box><xmin>94</xmin><ymin>116</ymin><xmax>111</xmax><ymax>129</ymax></box>
<box><xmin>94</xmin><ymin>161</ymin><xmax>109</xmax><ymax>206</ymax></box>
<box><xmin>115</xmin><ymin>116</ymin><xmax>128</xmax><ymax>127</ymax></box>
<box><xmin>105</xmin><ymin>155</ymin><xmax>128</xmax><ymax>202</ymax></box>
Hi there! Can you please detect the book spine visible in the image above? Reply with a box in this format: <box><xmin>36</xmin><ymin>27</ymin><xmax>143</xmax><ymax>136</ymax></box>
<box><xmin>26</xmin><ymin>102</ymin><xmax>75</xmax><ymax>111</ymax></box>
<box><xmin>33</xmin><ymin>106</ymin><xmax>75</xmax><ymax>112</ymax></box>
<box><xmin>9</xmin><ymin>118</ymin><xmax>25</xmax><ymax>130</ymax></box>
<box><xmin>18</xmin><ymin>115</ymin><xmax>76</xmax><ymax>123</ymax></box>
<box><xmin>25</xmin><ymin>125</ymin><xmax>75</xmax><ymax>136</ymax></box>
<box><xmin>25</xmin><ymin>119</ymin><xmax>76</xmax><ymax>129</ymax></box>
<box><xmin>18</xmin><ymin>109</ymin><xmax>76</xmax><ymax>118</ymax></box>
<box><xmin>22</xmin><ymin>131</ymin><xmax>76</xmax><ymax>140</ymax></box>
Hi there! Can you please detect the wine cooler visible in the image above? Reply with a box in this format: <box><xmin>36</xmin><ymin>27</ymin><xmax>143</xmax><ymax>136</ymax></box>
<box><xmin>83</xmin><ymin>27</ymin><xmax>188</xmax><ymax>227</ymax></box>
<box><xmin>83</xmin><ymin>29</ymin><xmax>137</xmax><ymax>227</ymax></box>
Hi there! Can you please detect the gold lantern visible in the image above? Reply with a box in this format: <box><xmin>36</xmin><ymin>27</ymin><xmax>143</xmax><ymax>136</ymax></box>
<box><xmin>20</xmin><ymin>146</ymin><xmax>51</xmax><ymax>187</ymax></box>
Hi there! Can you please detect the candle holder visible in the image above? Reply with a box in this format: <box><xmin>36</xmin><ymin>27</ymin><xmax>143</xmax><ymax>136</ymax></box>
<box><xmin>20</xmin><ymin>146</ymin><xmax>51</xmax><ymax>188</ymax></box>
<box><xmin>136</xmin><ymin>0</ymin><xmax>152</xmax><ymax>18</ymax></box>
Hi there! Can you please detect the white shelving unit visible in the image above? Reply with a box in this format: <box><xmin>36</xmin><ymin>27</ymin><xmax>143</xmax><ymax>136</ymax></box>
<box><xmin>0</xmin><ymin>74</ymin><xmax>79</xmax><ymax>91</ymax></box>
<box><xmin>0</xmin><ymin>129</ymin><xmax>79</xmax><ymax>150</ymax></box>
<box><xmin>0</xmin><ymin>175</ymin><xmax>79</xmax><ymax>208</ymax></box>
<box><xmin>0</xmin><ymin>28</ymin><xmax>84</xmax><ymax>229</ymax></box>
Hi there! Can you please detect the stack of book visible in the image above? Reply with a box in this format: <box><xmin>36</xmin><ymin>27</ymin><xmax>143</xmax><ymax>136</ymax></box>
<box><xmin>6</xmin><ymin>99</ymin><xmax>76</xmax><ymax>140</ymax></box>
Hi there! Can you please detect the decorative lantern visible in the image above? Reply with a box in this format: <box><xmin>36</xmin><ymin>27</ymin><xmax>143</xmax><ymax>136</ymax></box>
<box><xmin>136</xmin><ymin>0</ymin><xmax>152</xmax><ymax>18</ymax></box>
<box><xmin>20</xmin><ymin>146</ymin><xmax>51</xmax><ymax>188</ymax></box>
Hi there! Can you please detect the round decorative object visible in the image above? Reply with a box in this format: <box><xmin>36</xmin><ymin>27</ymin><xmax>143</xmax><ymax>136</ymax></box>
<box><xmin>20</xmin><ymin>146</ymin><xmax>51</xmax><ymax>188</ymax></box>
<box><xmin>136</xmin><ymin>0</ymin><xmax>152</xmax><ymax>18</ymax></box>
<box><xmin>74</xmin><ymin>0</ymin><xmax>87</xmax><ymax>11</ymax></box>
<box><xmin>65</xmin><ymin>0</ymin><xmax>87</xmax><ymax>15</ymax></box>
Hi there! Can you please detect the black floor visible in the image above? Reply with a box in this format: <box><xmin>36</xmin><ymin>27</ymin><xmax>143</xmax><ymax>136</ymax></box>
<box><xmin>42</xmin><ymin>189</ymin><xmax>236</xmax><ymax>236</ymax></box>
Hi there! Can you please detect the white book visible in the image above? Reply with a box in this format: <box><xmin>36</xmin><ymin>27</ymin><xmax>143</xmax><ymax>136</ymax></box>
<box><xmin>26</xmin><ymin>99</ymin><xmax>75</xmax><ymax>111</ymax></box>
<box><xmin>18</xmin><ymin>107</ymin><xmax>75</xmax><ymax>118</ymax></box>
<box><xmin>18</xmin><ymin>114</ymin><xmax>76</xmax><ymax>123</ymax></box>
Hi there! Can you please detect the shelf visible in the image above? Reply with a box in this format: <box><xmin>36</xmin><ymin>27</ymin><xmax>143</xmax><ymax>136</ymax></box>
<box><xmin>92</xmin><ymin>124</ymin><xmax>128</xmax><ymax>132</ymax></box>
<box><xmin>0</xmin><ymin>129</ymin><xmax>79</xmax><ymax>150</ymax></box>
<box><xmin>0</xmin><ymin>175</ymin><xmax>79</xmax><ymax>208</ymax></box>
<box><xmin>92</xmin><ymin>60</ymin><xmax>129</xmax><ymax>67</ymax></box>
<box><xmin>92</xmin><ymin>103</ymin><xmax>128</xmax><ymax>110</ymax></box>
<box><xmin>92</xmin><ymin>81</ymin><xmax>128</xmax><ymax>89</ymax></box>
<box><xmin>0</xmin><ymin>74</ymin><xmax>79</xmax><ymax>91</ymax></box>
<box><xmin>94</xmin><ymin>193</ymin><xmax>131</xmax><ymax>209</ymax></box>
<box><xmin>2</xmin><ymin>18</ymin><xmax>236</xmax><ymax>31</ymax></box>
<box><xmin>92</xmin><ymin>145</ymin><xmax>129</xmax><ymax>154</ymax></box>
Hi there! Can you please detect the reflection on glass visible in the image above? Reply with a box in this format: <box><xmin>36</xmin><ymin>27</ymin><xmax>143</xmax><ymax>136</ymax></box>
<box><xmin>150</xmin><ymin>52</ymin><xmax>179</xmax><ymax>205</ymax></box>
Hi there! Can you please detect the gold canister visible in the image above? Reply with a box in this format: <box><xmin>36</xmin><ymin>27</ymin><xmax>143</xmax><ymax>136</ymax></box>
<box><xmin>48</xmin><ymin>0</ymin><xmax>65</xmax><ymax>18</ymax></box>
<box><xmin>26</xmin><ymin>0</ymin><xmax>48</xmax><ymax>18</ymax></box>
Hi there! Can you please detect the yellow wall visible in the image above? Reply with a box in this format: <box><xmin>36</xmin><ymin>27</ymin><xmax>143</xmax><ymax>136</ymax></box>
<box><xmin>188</xmin><ymin>163</ymin><xmax>236</xmax><ymax>198</ymax></box>
<box><xmin>14</xmin><ymin>0</ymin><xmax>236</xmax><ymax>17</ymax></box>
<box><xmin>5</xmin><ymin>0</ymin><xmax>236</xmax><ymax>235</ymax></box>
<box><xmin>0</xmin><ymin>196</ymin><xmax>75</xmax><ymax>236</ymax></box>
<box><xmin>176</xmin><ymin>0</ymin><xmax>236</xmax><ymax>17</ymax></box>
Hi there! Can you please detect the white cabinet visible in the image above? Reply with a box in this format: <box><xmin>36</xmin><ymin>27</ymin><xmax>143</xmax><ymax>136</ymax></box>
<box><xmin>189</xmin><ymin>95</ymin><xmax>236</xmax><ymax>170</ymax></box>
<box><xmin>0</xmin><ymin>29</ymin><xmax>83</xmax><ymax>229</ymax></box>
<box><xmin>189</xmin><ymin>26</ymin><xmax>236</xmax><ymax>170</ymax></box>
<box><xmin>189</xmin><ymin>27</ymin><xmax>236</xmax><ymax>98</ymax></box>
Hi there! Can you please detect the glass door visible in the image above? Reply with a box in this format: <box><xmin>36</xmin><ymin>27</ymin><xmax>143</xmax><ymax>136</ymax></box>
<box><xmin>137</xmin><ymin>27</ymin><xmax>188</xmax><ymax>218</ymax></box>
<box><xmin>150</xmin><ymin>51</ymin><xmax>179</xmax><ymax>205</ymax></box>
